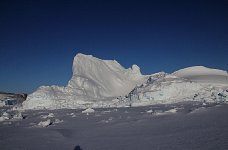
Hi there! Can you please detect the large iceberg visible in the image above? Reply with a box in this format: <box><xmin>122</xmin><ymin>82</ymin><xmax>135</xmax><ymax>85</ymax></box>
<box><xmin>23</xmin><ymin>53</ymin><xmax>148</xmax><ymax>109</ymax></box>
<box><xmin>22</xmin><ymin>53</ymin><xmax>228</xmax><ymax>110</ymax></box>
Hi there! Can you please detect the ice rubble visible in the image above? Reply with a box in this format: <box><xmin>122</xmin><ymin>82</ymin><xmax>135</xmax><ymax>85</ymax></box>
<box><xmin>0</xmin><ymin>112</ymin><xmax>10</xmax><ymax>122</ymax></box>
<box><xmin>0</xmin><ymin>111</ymin><xmax>24</xmax><ymax>122</ymax></box>
<box><xmin>125</xmin><ymin>72</ymin><xmax>228</xmax><ymax>107</ymax></box>
<box><xmin>40</xmin><ymin>113</ymin><xmax>55</xmax><ymax>119</ymax></box>
<box><xmin>22</xmin><ymin>53</ymin><xmax>228</xmax><ymax>110</ymax></box>
<box><xmin>146</xmin><ymin>108</ymin><xmax>178</xmax><ymax>115</ymax></box>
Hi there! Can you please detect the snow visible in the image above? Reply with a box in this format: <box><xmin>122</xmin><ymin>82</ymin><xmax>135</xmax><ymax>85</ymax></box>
<box><xmin>123</xmin><ymin>72</ymin><xmax>228</xmax><ymax>106</ymax></box>
<box><xmin>146</xmin><ymin>108</ymin><xmax>177</xmax><ymax>115</ymax></box>
<box><xmin>146</xmin><ymin>109</ymin><xmax>153</xmax><ymax>113</ymax></box>
<box><xmin>172</xmin><ymin>66</ymin><xmax>228</xmax><ymax>84</ymax></box>
<box><xmin>165</xmin><ymin>108</ymin><xmax>177</xmax><ymax>113</ymax></box>
<box><xmin>69</xmin><ymin>53</ymin><xmax>146</xmax><ymax>97</ymax></box>
<box><xmin>22</xmin><ymin>54</ymin><xmax>228</xmax><ymax>110</ymax></box>
<box><xmin>173</xmin><ymin>66</ymin><xmax>228</xmax><ymax>77</ymax></box>
<box><xmin>67</xmin><ymin>112</ymin><xmax>76</xmax><ymax>117</ymax></box>
<box><xmin>2</xmin><ymin>53</ymin><xmax>228</xmax><ymax>149</ymax></box>
<box><xmin>0</xmin><ymin>101</ymin><xmax>4</xmax><ymax>107</ymax></box>
<box><xmin>0</xmin><ymin>117</ymin><xmax>5</xmax><ymax>122</ymax></box>
<box><xmin>0</xmin><ymin>111</ymin><xmax>26</xmax><ymax>121</ymax></box>
<box><xmin>38</xmin><ymin>119</ymin><xmax>52</xmax><ymax>127</ymax></box>
<box><xmin>53</xmin><ymin>118</ymin><xmax>63</xmax><ymax>124</ymax></box>
<box><xmin>82</xmin><ymin>108</ymin><xmax>95</xmax><ymax>114</ymax></box>
<box><xmin>12</xmin><ymin>112</ymin><xmax>23</xmax><ymax>120</ymax></box>
<box><xmin>2</xmin><ymin>112</ymin><xmax>10</xmax><ymax>120</ymax></box>
<box><xmin>23</xmin><ymin>53</ymin><xmax>148</xmax><ymax>109</ymax></box>
<box><xmin>41</xmin><ymin>113</ymin><xmax>55</xmax><ymax>119</ymax></box>
<box><xmin>1</xmin><ymin>103</ymin><xmax>228</xmax><ymax>150</ymax></box>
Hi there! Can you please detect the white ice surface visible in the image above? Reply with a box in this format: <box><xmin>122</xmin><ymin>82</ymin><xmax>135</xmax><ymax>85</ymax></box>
<box><xmin>23</xmin><ymin>53</ymin><xmax>148</xmax><ymax>109</ymax></box>
<box><xmin>127</xmin><ymin>72</ymin><xmax>228</xmax><ymax>106</ymax></box>
<box><xmin>22</xmin><ymin>54</ymin><xmax>228</xmax><ymax>110</ymax></box>
<box><xmin>82</xmin><ymin>108</ymin><xmax>95</xmax><ymax>114</ymax></box>
<box><xmin>172</xmin><ymin>66</ymin><xmax>228</xmax><ymax>85</ymax></box>
<box><xmin>2</xmin><ymin>104</ymin><xmax>228</xmax><ymax>150</ymax></box>
<box><xmin>37</xmin><ymin>119</ymin><xmax>51</xmax><ymax>127</ymax></box>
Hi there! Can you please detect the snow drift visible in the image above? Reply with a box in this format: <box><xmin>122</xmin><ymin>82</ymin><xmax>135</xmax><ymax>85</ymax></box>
<box><xmin>173</xmin><ymin>66</ymin><xmax>228</xmax><ymax>85</ymax></box>
<box><xmin>22</xmin><ymin>53</ymin><xmax>228</xmax><ymax>110</ymax></box>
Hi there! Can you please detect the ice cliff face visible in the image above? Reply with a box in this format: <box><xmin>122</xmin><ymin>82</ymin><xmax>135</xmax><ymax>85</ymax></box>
<box><xmin>22</xmin><ymin>54</ymin><xmax>228</xmax><ymax>110</ymax></box>
<box><xmin>67</xmin><ymin>53</ymin><xmax>145</xmax><ymax>98</ymax></box>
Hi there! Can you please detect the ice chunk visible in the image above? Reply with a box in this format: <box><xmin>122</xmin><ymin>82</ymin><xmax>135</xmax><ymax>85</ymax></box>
<box><xmin>0</xmin><ymin>117</ymin><xmax>5</xmax><ymax>122</ymax></box>
<box><xmin>54</xmin><ymin>119</ymin><xmax>63</xmax><ymax>124</ymax></box>
<box><xmin>165</xmin><ymin>108</ymin><xmax>177</xmax><ymax>113</ymax></box>
<box><xmin>13</xmin><ymin>112</ymin><xmax>23</xmax><ymax>120</ymax></box>
<box><xmin>38</xmin><ymin>119</ymin><xmax>52</xmax><ymax>127</ymax></box>
<box><xmin>82</xmin><ymin>108</ymin><xmax>95</xmax><ymax>114</ymax></box>
<box><xmin>2</xmin><ymin>112</ymin><xmax>10</xmax><ymax>120</ymax></box>
<box><xmin>41</xmin><ymin>113</ymin><xmax>54</xmax><ymax>119</ymax></box>
<box><xmin>146</xmin><ymin>110</ymin><xmax>153</xmax><ymax>113</ymax></box>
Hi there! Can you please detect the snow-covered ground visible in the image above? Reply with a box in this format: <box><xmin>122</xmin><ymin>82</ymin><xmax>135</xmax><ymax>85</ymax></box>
<box><xmin>1</xmin><ymin>102</ymin><xmax>228</xmax><ymax>150</ymax></box>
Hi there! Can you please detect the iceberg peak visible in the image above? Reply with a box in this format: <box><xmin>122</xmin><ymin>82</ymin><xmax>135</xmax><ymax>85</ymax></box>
<box><xmin>131</xmin><ymin>64</ymin><xmax>141</xmax><ymax>74</ymax></box>
<box><xmin>69</xmin><ymin>53</ymin><xmax>146</xmax><ymax>97</ymax></box>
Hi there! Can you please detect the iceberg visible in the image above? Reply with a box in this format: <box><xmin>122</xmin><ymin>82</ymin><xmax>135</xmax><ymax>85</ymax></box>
<box><xmin>22</xmin><ymin>54</ymin><xmax>228</xmax><ymax>110</ymax></box>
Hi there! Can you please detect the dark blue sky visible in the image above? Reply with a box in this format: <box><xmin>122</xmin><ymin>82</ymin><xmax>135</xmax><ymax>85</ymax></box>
<box><xmin>0</xmin><ymin>0</ymin><xmax>228</xmax><ymax>93</ymax></box>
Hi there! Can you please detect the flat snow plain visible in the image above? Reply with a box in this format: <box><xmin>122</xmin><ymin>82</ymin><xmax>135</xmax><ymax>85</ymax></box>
<box><xmin>1</xmin><ymin>102</ymin><xmax>228</xmax><ymax>150</ymax></box>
